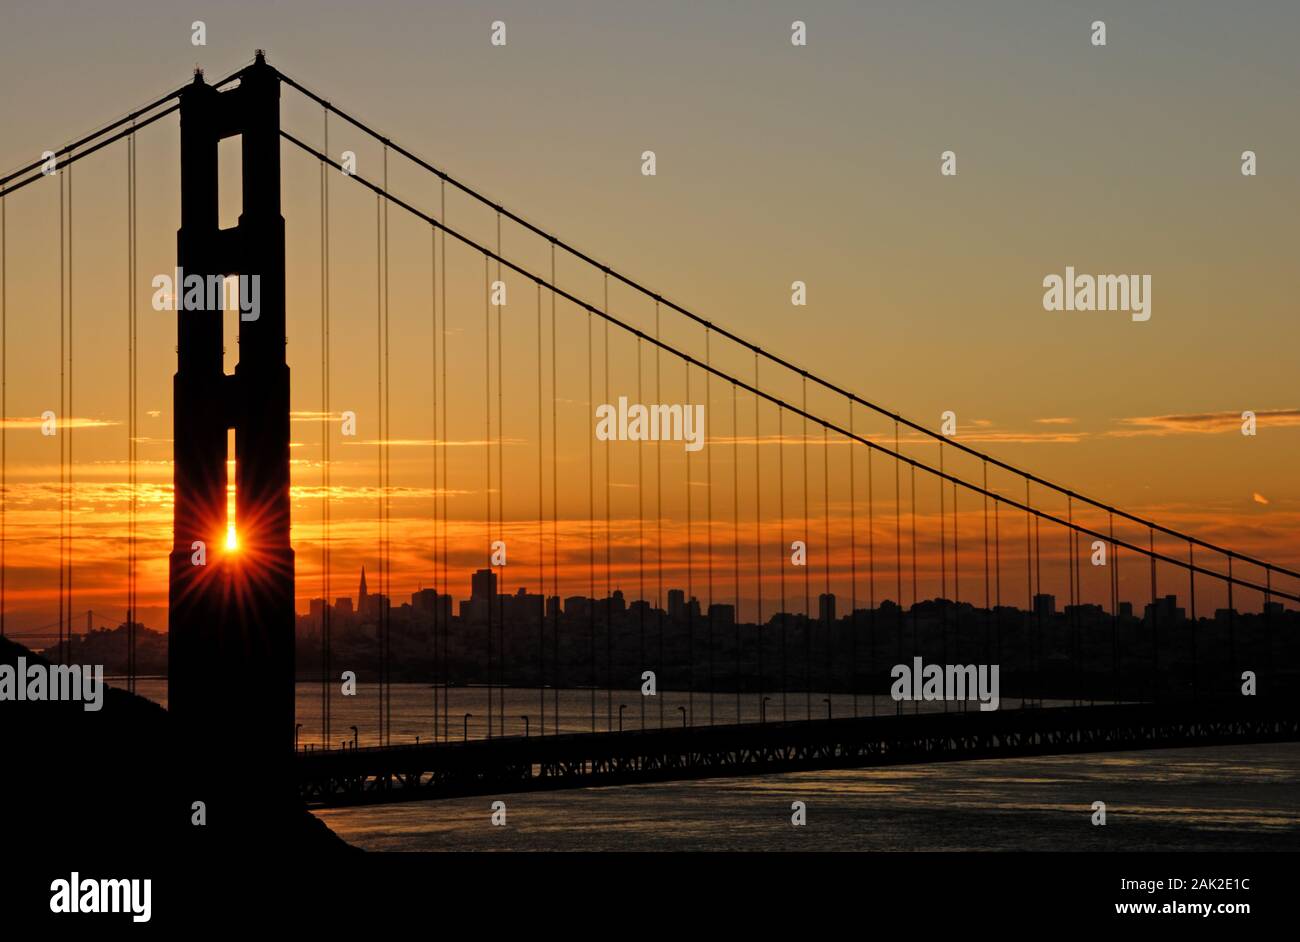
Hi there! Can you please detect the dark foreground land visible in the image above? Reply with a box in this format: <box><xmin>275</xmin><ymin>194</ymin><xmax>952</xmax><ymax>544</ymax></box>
<box><xmin>1</xmin><ymin>635</ymin><xmax>356</xmax><ymax>859</ymax></box>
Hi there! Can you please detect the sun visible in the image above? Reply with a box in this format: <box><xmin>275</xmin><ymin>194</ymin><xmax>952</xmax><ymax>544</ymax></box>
<box><xmin>226</xmin><ymin>523</ymin><xmax>239</xmax><ymax>551</ymax></box>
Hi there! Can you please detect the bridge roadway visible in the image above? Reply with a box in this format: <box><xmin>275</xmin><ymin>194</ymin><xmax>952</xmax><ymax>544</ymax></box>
<box><xmin>296</xmin><ymin>698</ymin><xmax>1300</xmax><ymax>807</ymax></box>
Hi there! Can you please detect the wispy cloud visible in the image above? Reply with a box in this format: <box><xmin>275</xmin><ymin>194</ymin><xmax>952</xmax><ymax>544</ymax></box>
<box><xmin>1108</xmin><ymin>408</ymin><xmax>1300</xmax><ymax>437</ymax></box>
<box><xmin>341</xmin><ymin>437</ymin><xmax>527</xmax><ymax>447</ymax></box>
<box><xmin>893</xmin><ymin>429</ymin><xmax>1085</xmax><ymax>445</ymax></box>
<box><xmin>943</xmin><ymin>429</ymin><xmax>1085</xmax><ymax>444</ymax></box>
<box><xmin>0</xmin><ymin>416</ymin><xmax>120</xmax><ymax>430</ymax></box>
<box><xmin>711</xmin><ymin>426</ymin><xmax>1085</xmax><ymax>447</ymax></box>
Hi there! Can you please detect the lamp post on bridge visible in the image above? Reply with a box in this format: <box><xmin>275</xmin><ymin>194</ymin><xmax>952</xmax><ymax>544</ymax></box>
<box><xmin>618</xmin><ymin>704</ymin><xmax>627</xmax><ymax>732</ymax></box>
<box><xmin>350</xmin><ymin>726</ymin><xmax>358</xmax><ymax>750</ymax></box>
<box><xmin>295</xmin><ymin>723</ymin><xmax>303</xmax><ymax>750</ymax></box>
<box><xmin>761</xmin><ymin>696</ymin><xmax>772</xmax><ymax>724</ymax></box>
<box><xmin>463</xmin><ymin>713</ymin><xmax>472</xmax><ymax>742</ymax></box>
<box><xmin>823</xmin><ymin>698</ymin><xmax>831</xmax><ymax>721</ymax></box>
<box><xmin>521</xmin><ymin>716</ymin><xmax>529</xmax><ymax>738</ymax></box>
<box><xmin>676</xmin><ymin>706</ymin><xmax>687</xmax><ymax>729</ymax></box>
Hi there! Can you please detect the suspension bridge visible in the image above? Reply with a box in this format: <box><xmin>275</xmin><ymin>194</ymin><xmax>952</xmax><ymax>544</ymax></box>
<box><xmin>1</xmin><ymin>53</ymin><xmax>1297</xmax><ymax>810</ymax></box>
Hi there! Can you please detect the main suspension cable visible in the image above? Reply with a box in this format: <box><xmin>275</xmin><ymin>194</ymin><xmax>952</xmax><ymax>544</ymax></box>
<box><xmin>279</xmin><ymin>131</ymin><xmax>1297</xmax><ymax>603</ymax></box>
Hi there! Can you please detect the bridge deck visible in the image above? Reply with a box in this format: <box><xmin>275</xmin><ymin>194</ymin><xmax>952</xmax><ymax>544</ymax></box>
<box><xmin>296</xmin><ymin>699</ymin><xmax>1300</xmax><ymax>807</ymax></box>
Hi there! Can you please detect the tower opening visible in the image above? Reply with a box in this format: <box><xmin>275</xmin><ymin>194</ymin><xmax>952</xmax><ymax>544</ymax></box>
<box><xmin>226</xmin><ymin>427</ymin><xmax>237</xmax><ymax>550</ymax></box>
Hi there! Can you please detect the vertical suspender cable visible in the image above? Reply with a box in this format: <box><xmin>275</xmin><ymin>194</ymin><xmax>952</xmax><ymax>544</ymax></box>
<box><xmin>322</xmin><ymin>127</ymin><xmax>336</xmax><ymax>738</ymax></box>
<box><xmin>1070</xmin><ymin>504</ymin><xmax>1084</xmax><ymax>703</ymax></box>
<box><xmin>496</xmin><ymin>213</ymin><xmax>505</xmax><ymax>736</ymax></box>
<box><xmin>868</xmin><ymin>440</ymin><xmax>875</xmax><ymax>717</ymax></box>
<box><xmin>801</xmin><ymin>377</ymin><xmax>809</xmax><ymax>719</ymax></box>
<box><xmin>706</xmin><ymin>329</ymin><xmax>714</xmax><ymax>725</ymax></box>
<box><xmin>983</xmin><ymin>462</ymin><xmax>991</xmax><ymax>688</ymax></box>
<box><xmin>909</xmin><ymin>463</ymin><xmax>918</xmax><ymax>713</ymax></box>
<box><xmin>375</xmin><ymin>187</ymin><xmax>384</xmax><ymax>745</ymax></box>
<box><xmin>822</xmin><ymin>425</ymin><xmax>830</xmax><ymax>715</ymax></box>
<box><xmin>939</xmin><ymin>443</ymin><xmax>946</xmax><ymax>604</ymax></box>
<box><xmin>1265</xmin><ymin>567</ymin><xmax>1273</xmax><ymax>696</ymax></box>
<box><xmin>58</xmin><ymin>160</ymin><xmax>65</xmax><ymax>663</ymax></box>
<box><xmin>753</xmin><ymin>354</ymin><xmax>762</xmax><ymax>722</ymax></box>
<box><xmin>68</xmin><ymin>157</ymin><xmax>74</xmax><ymax>660</ymax></box>
<box><xmin>952</xmin><ymin>481</ymin><xmax>959</xmax><ymax>604</ymax></box>
<box><xmin>130</xmin><ymin>130</ymin><xmax>139</xmax><ymax>691</ymax></box>
<box><xmin>603</xmin><ymin>274</ymin><xmax>611</xmax><ymax>731</ymax></box>
<box><xmin>1068</xmin><ymin>496</ymin><xmax>1076</xmax><ymax>706</ymax></box>
<box><xmin>428</xmin><ymin>173</ymin><xmax>437</xmax><ymax>741</ymax></box>
<box><xmin>1034</xmin><ymin>499</ymin><xmax>1043</xmax><ymax>706</ymax></box>
<box><xmin>779</xmin><ymin>406</ymin><xmax>786</xmax><ymax>721</ymax></box>
<box><xmin>126</xmin><ymin>131</ymin><xmax>136</xmax><ymax>690</ymax></box>
<box><xmin>431</xmin><ymin>171</ymin><xmax>441</xmax><ymax>740</ymax></box>
<box><xmin>1078</xmin><ymin>508</ymin><xmax>1085</xmax><ymax>699</ymax></box>
<box><xmin>955</xmin><ymin>482</ymin><xmax>961</xmax><ymax>696</ymax></box>
<box><xmin>440</xmin><ymin>180</ymin><xmax>449</xmax><ymax>742</ymax></box>
<box><xmin>1227</xmin><ymin>556</ymin><xmax>1234</xmax><ymax>700</ymax></box>
<box><xmin>1109</xmin><ymin>512</ymin><xmax>1118</xmax><ymax>704</ymax></box>
<box><xmin>1024</xmin><ymin>478</ymin><xmax>1032</xmax><ymax>708</ymax></box>
<box><xmin>994</xmin><ymin>468</ymin><xmax>1002</xmax><ymax>691</ymax></box>
<box><xmin>484</xmin><ymin>254</ymin><xmax>493</xmax><ymax>737</ymax></box>
<box><xmin>893</xmin><ymin>420</ymin><xmax>902</xmax><ymax>714</ymax></box>
<box><xmin>379</xmin><ymin>146</ymin><xmax>390</xmax><ymax>748</ymax></box>
<box><xmin>941</xmin><ymin>441</ymin><xmax>951</xmax><ymax>696</ymax></box>
<box><xmin>849</xmin><ymin>405</ymin><xmax>857</xmax><ymax>717</ymax></box>
<box><xmin>1</xmin><ymin>185</ymin><xmax>5</xmax><ymax>640</ymax></box>
<box><xmin>638</xmin><ymin>335</ymin><xmax>645</xmax><ymax>729</ymax></box>
<box><xmin>1268</xmin><ymin>566</ymin><xmax>1276</xmax><ymax>683</ymax></box>
<box><xmin>321</xmin><ymin>108</ymin><xmax>331</xmax><ymax>745</ymax></box>
<box><xmin>685</xmin><ymin>358</ymin><xmax>693</xmax><ymax>724</ymax></box>
<box><xmin>655</xmin><ymin>302</ymin><xmax>663</xmax><ymax>730</ymax></box>
<box><xmin>1188</xmin><ymin>541</ymin><xmax>1196</xmax><ymax>702</ymax></box>
<box><xmin>1149</xmin><ymin>527</ymin><xmax>1157</xmax><ymax>702</ymax></box>
<box><xmin>587</xmin><ymin>306</ymin><xmax>594</xmax><ymax>733</ymax></box>
<box><xmin>732</xmin><ymin>378</ymin><xmax>740</xmax><ymax>724</ymax></box>
<box><xmin>538</xmin><ymin>283</ymin><xmax>545</xmax><ymax>732</ymax></box>
<box><xmin>994</xmin><ymin>476</ymin><xmax>1001</xmax><ymax>606</ymax></box>
<box><xmin>550</xmin><ymin>243</ymin><xmax>558</xmax><ymax>734</ymax></box>
<box><xmin>949</xmin><ymin>483</ymin><xmax>957</xmax><ymax>712</ymax></box>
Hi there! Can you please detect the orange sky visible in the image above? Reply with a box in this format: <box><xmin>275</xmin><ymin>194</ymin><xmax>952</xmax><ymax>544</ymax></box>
<box><xmin>2</xmin><ymin>3</ymin><xmax>1298</xmax><ymax>642</ymax></box>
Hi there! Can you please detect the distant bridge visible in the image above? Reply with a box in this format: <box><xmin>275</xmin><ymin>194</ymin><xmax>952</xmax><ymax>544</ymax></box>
<box><xmin>296</xmin><ymin>698</ymin><xmax>1300</xmax><ymax>807</ymax></box>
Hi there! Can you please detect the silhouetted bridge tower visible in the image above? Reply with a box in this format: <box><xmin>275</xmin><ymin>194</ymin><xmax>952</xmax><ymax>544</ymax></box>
<box><xmin>169</xmin><ymin>53</ymin><xmax>294</xmax><ymax>770</ymax></box>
